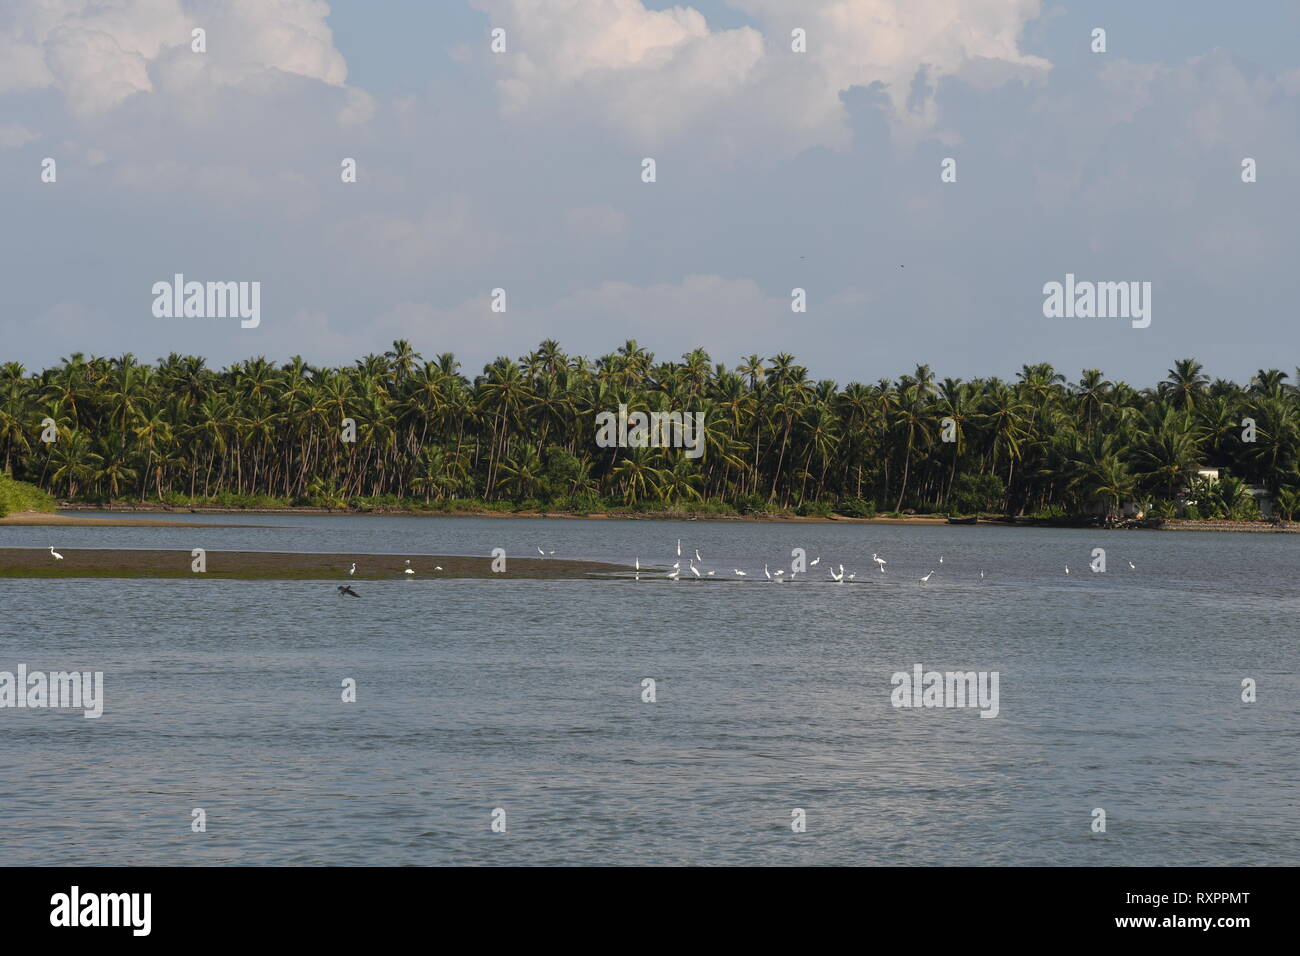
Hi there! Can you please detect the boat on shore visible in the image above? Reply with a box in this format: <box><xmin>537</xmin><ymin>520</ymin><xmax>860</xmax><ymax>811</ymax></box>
<box><xmin>946</xmin><ymin>515</ymin><xmax>978</xmax><ymax>524</ymax></box>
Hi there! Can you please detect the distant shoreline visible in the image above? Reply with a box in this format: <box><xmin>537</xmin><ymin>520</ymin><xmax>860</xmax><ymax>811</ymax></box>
<box><xmin>10</xmin><ymin>505</ymin><xmax>957</xmax><ymax>527</ymax></box>
<box><xmin>2</xmin><ymin>506</ymin><xmax>1296</xmax><ymax>533</ymax></box>
<box><xmin>0</xmin><ymin>511</ymin><xmax>279</xmax><ymax>528</ymax></box>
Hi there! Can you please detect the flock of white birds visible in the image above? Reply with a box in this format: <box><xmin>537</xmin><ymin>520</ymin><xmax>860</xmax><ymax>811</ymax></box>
<box><xmin>629</xmin><ymin>539</ymin><xmax>1138</xmax><ymax>585</ymax></box>
<box><xmin>42</xmin><ymin>541</ymin><xmax>1139</xmax><ymax>585</ymax></box>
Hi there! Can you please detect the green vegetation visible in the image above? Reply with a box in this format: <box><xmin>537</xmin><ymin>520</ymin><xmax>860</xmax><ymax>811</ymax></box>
<box><xmin>1</xmin><ymin>347</ymin><xmax>1296</xmax><ymax>521</ymax></box>
<box><xmin>836</xmin><ymin>497</ymin><xmax>876</xmax><ymax>519</ymax></box>
<box><xmin>0</xmin><ymin>472</ymin><xmax>55</xmax><ymax>516</ymax></box>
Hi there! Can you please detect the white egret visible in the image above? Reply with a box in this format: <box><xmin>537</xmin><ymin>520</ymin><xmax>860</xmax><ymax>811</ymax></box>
<box><xmin>635</xmin><ymin>558</ymin><xmax>640</xmax><ymax>571</ymax></box>
<box><xmin>677</xmin><ymin>539</ymin><xmax>681</xmax><ymax>557</ymax></box>
<box><xmin>764</xmin><ymin>564</ymin><xmax>771</xmax><ymax>581</ymax></box>
<box><xmin>695</xmin><ymin>549</ymin><xmax>702</xmax><ymax>562</ymax></box>
<box><xmin>537</xmin><ymin>547</ymin><xmax>545</xmax><ymax>556</ymax></box>
<box><xmin>847</xmin><ymin>572</ymin><xmax>856</xmax><ymax>581</ymax></box>
<box><xmin>939</xmin><ymin>556</ymin><xmax>944</xmax><ymax>564</ymax></box>
<box><xmin>348</xmin><ymin>562</ymin><xmax>356</xmax><ymax>576</ymax></box>
<box><xmin>668</xmin><ymin>569</ymin><xmax>680</xmax><ymax>580</ymax></box>
<box><xmin>689</xmin><ymin>562</ymin><xmax>700</xmax><ymax>578</ymax></box>
<box><xmin>1128</xmin><ymin>561</ymin><xmax>1135</xmax><ymax>569</ymax></box>
<box><xmin>920</xmin><ymin>571</ymin><xmax>934</xmax><ymax>583</ymax></box>
<box><xmin>1065</xmin><ymin>567</ymin><xmax>1070</xmax><ymax>575</ymax></box>
<box><xmin>829</xmin><ymin>568</ymin><xmax>843</xmax><ymax>582</ymax></box>
<box><xmin>734</xmin><ymin>569</ymin><xmax>747</xmax><ymax>577</ymax></box>
<box><xmin>49</xmin><ymin>547</ymin><xmax>63</xmax><ymax>561</ymax></box>
<box><xmin>810</xmin><ymin>556</ymin><xmax>820</xmax><ymax>566</ymax></box>
<box><xmin>872</xmin><ymin>553</ymin><xmax>886</xmax><ymax>572</ymax></box>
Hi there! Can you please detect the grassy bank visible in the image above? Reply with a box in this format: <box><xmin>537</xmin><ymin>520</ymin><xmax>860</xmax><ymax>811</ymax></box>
<box><xmin>0</xmin><ymin>474</ymin><xmax>55</xmax><ymax>517</ymax></box>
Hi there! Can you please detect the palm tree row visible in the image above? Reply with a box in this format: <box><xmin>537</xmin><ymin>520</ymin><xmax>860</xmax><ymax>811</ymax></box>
<box><xmin>2</xmin><ymin>345</ymin><xmax>1298</xmax><ymax>519</ymax></box>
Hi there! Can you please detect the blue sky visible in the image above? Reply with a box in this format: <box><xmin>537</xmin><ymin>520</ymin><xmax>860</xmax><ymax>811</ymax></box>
<box><xmin>2</xmin><ymin>0</ymin><xmax>1298</xmax><ymax>387</ymax></box>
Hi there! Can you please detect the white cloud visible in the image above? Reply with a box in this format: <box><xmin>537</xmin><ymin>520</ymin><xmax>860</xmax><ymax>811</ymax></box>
<box><xmin>337</xmin><ymin>86</ymin><xmax>376</xmax><ymax>126</ymax></box>
<box><xmin>0</xmin><ymin>0</ymin><xmax>353</xmax><ymax>116</ymax></box>
<box><xmin>182</xmin><ymin>0</ymin><xmax>347</xmax><ymax>88</ymax></box>
<box><xmin>471</xmin><ymin>0</ymin><xmax>1049</xmax><ymax>150</ymax></box>
<box><xmin>3</xmin><ymin>0</ymin><xmax>190</xmax><ymax>115</ymax></box>
<box><xmin>472</xmin><ymin>0</ymin><xmax>764</xmax><ymax>142</ymax></box>
<box><xmin>44</xmin><ymin>23</ymin><xmax>157</xmax><ymax>116</ymax></box>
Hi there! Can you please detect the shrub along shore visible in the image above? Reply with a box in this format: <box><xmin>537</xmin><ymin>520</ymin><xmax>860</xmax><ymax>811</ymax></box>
<box><xmin>0</xmin><ymin>474</ymin><xmax>55</xmax><ymax>517</ymax></box>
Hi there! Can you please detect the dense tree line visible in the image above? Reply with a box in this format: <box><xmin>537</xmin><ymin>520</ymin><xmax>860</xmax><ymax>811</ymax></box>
<box><xmin>1</xmin><ymin>343</ymin><xmax>1298</xmax><ymax>520</ymax></box>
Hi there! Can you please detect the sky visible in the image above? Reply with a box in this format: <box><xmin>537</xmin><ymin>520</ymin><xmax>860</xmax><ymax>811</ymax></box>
<box><xmin>2</xmin><ymin>0</ymin><xmax>1299</xmax><ymax>387</ymax></box>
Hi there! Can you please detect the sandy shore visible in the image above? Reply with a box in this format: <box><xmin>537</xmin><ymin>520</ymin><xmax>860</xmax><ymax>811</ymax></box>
<box><xmin>12</xmin><ymin>507</ymin><xmax>957</xmax><ymax>527</ymax></box>
<box><xmin>0</xmin><ymin>547</ymin><xmax>635</xmax><ymax>580</ymax></box>
<box><xmin>8</xmin><ymin>508</ymin><xmax>1291</xmax><ymax>533</ymax></box>
<box><xmin>1151</xmin><ymin>519</ymin><xmax>1296</xmax><ymax>533</ymax></box>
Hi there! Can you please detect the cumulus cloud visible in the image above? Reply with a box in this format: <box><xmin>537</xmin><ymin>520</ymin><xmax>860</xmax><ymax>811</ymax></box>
<box><xmin>8</xmin><ymin>0</ymin><xmax>188</xmax><ymax>115</ymax></box>
<box><xmin>182</xmin><ymin>0</ymin><xmax>347</xmax><ymax>88</ymax></box>
<box><xmin>472</xmin><ymin>0</ymin><xmax>763</xmax><ymax>143</ymax></box>
<box><xmin>470</xmin><ymin>0</ymin><xmax>1049</xmax><ymax>150</ymax></box>
<box><xmin>0</xmin><ymin>0</ymin><xmax>352</xmax><ymax>116</ymax></box>
<box><xmin>3</xmin><ymin>1</ymin><xmax>1297</xmax><ymax>389</ymax></box>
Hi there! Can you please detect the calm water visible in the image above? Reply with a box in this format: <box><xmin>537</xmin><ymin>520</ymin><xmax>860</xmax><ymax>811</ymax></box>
<box><xmin>1</xmin><ymin>514</ymin><xmax>1296</xmax><ymax>865</ymax></box>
